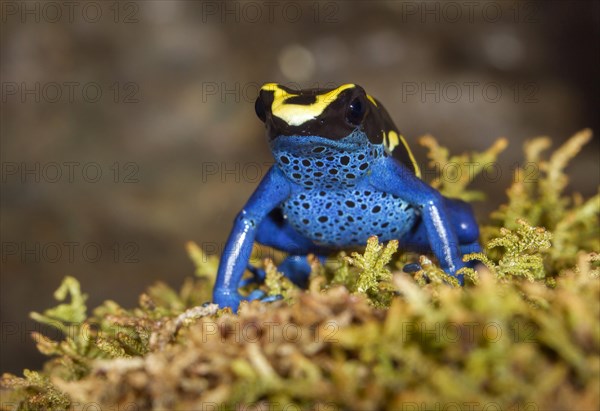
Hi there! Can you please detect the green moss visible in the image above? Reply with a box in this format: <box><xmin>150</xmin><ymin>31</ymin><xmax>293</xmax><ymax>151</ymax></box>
<box><xmin>460</xmin><ymin>218</ymin><xmax>553</xmax><ymax>283</ymax></box>
<box><xmin>2</xmin><ymin>131</ymin><xmax>598</xmax><ymax>411</ymax></box>
<box><xmin>419</xmin><ymin>134</ymin><xmax>508</xmax><ymax>202</ymax></box>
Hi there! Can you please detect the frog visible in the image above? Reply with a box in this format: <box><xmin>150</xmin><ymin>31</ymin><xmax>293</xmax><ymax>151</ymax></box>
<box><xmin>213</xmin><ymin>83</ymin><xmax>481</xmax><ymax>311</ymax></box>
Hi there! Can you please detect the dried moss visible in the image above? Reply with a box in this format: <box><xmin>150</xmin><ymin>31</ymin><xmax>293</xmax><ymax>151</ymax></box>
<box><xmin>2</xmin><ymin>131</ymin><xmax>598</xmax><ymax>411</ymax></box>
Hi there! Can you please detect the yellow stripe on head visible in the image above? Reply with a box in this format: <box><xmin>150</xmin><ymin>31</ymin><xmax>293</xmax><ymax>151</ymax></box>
<box><xmin>261</xmin><ymin>83</ymin><xmax>355</xmax><ymax>126</ymax></box>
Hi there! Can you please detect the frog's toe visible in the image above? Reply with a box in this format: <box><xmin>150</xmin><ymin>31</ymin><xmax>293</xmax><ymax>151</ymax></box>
<box><xmin>261</xmin><ymin>294</ymin><xmax>283</xmax><ymax>303</ymax></box>
<box><xmin>244</xmin><ymin>290</ymin><xmax>283</xmax><ymax>304</ymax></box>
<box><xmin>245</xmin><ymin>289</ymin><xmax>267</xmax><ymax>301</ymax></box>
<box><xmin>403</xmin><ymin>262</ymin><xmax>422</xmax><ymax>273</ymax></box>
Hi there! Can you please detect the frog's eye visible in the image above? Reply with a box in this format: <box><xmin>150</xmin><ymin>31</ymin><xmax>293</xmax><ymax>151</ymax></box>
<box><xmin>346</xmin><ymin>97</ymin><xmax>366</xmax><ymax>126</ymax></box>
<box><xmin>255</xmin><ymin>96</ymin><xmax>267</xmax><ymax>122</ymax></box>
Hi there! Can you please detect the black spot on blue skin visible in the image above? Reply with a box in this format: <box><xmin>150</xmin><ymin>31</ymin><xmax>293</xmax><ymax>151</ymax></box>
<box><xmin>280</xmin><ymin>156</ymin><xmax>290</xmax><ymax>164</ymax></box>
<box><xmin>272</xmin><ymin>134</ymin><xmax>417</xmax><ymax>246</ymax></box>
<box><xmin>315</xmin><ymin>232</ymin><xmax>323</xmax><ymax>237</ymax></box>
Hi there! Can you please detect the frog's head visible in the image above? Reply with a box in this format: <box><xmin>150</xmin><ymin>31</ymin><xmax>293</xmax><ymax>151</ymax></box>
<box><xmin>254</xmin><ymin>83</ymin><xmax>420</xmax><ymax>187</ymax></box>
<box><xmin>255</xmin><ymin>83</ymin><xmax>382</xmax><ymax>145</ymax></box>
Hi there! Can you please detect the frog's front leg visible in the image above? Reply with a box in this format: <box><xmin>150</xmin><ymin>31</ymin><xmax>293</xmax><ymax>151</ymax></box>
<box><xmin>213</xmin><ymin>166</ymin><xmax>291</xmax><ymax>311</ymax></box>
<box><xmin>400</xmin><ymin>197</ymin><xmax>481</xmax><ymax>252</ymax></box>
<box><xmin>402</xmin><ymin>196</ymin><xmax>482</xmax><ymax>271</ymax></box>
<box><xmin>370</xmin><ymin>158</ymin><xmax>470</xmax><ymax>283</ymax></box>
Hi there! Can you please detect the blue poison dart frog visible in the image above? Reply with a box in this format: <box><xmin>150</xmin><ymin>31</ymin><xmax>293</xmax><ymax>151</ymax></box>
<box><xmin>213</xmin><ymin>83</ymin><xmax>481</xmax><ymax>310</ymax></box>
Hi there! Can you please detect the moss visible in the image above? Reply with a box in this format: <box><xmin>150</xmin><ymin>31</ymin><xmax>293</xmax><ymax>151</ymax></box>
<box><xmin>419</xmin><ymin>134</ymin><xmax>508</xmax><ymax>202</ymax></box>
<box><xmin>2</xmin><ymin>131</ymin><xmax>598</xmax><ymax>411</ymax></box>
<box><xmin>460</xmin><ymin>218</ymin><xmax>553</xmax><ymax>283</ymax></box>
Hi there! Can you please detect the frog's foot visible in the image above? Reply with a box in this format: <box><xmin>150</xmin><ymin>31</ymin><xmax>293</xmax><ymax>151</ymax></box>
<box><xmin>243</xmin><ymin>255</ymin><xmax>327</xmax><ymax>289</ymax></box>
<box><xmin>277</xmin><ymin>255</ymin><xmax>313</xmax><ymax>288</ymax></box>
<box><xmin>213</xmin><ymin>288</ymin><xmax>284</xmax><ymax>312</ymax></box>
<box><xmin>245</xmin><ymin>289</ymin><xmax>284</xmax><ymax>303</ymax></box>
<box><xmin>213</xmin><ymin>288</ymin><xmax>244</xmax><ymax>312</ymax></box>
<box><xmin>402</xmin><ymin>262</ymin><xmax>422</xmax><ymax>273</ymax></box>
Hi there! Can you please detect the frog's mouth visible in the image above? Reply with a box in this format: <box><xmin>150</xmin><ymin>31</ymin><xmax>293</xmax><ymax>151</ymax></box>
<box><xmin>269</xmin><ymin>129</ymin><xmax>371</xmax><ymax>157</ymax></box>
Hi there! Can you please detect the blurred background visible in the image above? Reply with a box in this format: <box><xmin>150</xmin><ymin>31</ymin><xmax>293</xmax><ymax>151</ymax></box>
<box><xmin>1</xmin><ymin>0</ymin><xmax>598</xmax><ymax>373</ymax></box>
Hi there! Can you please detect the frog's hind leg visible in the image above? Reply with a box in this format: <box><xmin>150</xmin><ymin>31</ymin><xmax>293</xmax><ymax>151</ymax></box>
<box><xmin>247</xmin><ymin>209</ymin><xmax>328</xmax><ymax>288</ymax></box>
